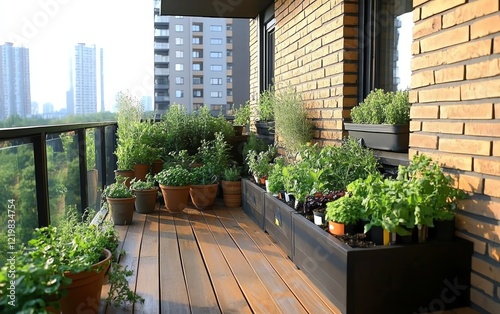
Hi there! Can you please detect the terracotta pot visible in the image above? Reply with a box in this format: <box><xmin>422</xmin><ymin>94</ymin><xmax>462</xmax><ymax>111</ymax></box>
<box><xmin>328</xmin><ymin>221</ymin><xmax>345</xmax><ymax>236</ymax></box>
<box><xmin>221</xmin><ymin>180</ymin><xmax>242</xmax><ymax>208</ymax></box>
<box><xmin>114</xmin><ymin>169</ymin><xmax>134</xmax><ymax>188</ymax></box>
<box><xmin>159</xmin><ymin>185</ymin><xmax>190</xmax><ymax>212</ymax></box>
<box><xmin>133</xmin><ymin>188</ymin><xmax>158</xmax><ymax>214</ymax></box>
<box><xmin>190</xmin><ymin>183</ymin><xmax>219</xmax><ymax>210</ymax></box>
<box><xmin>107</xmin><ymin>196</ymin><xmax>135</xmax><ymax>225</ymax></box>
<box><xmin>151</xmin><ymin>159</ymin><xmax>164</xmax><ymax>175</ymax></box>
<box><xmin>258</xmin><ymin>177</ymin><xmax>267</xmax><ymax>185</ymax></box>
<box><xmin>133</xmin><ymin>163</ymin><xmax>150</xmax><ymax>181</ymax></box>
<box><xmin>58</xmin><ymin>249</ymin><xmax>112</xmax><ymax>313</ymax></box>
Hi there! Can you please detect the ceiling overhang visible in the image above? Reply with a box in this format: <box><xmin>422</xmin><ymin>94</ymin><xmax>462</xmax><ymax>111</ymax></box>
<box><xmin>160</xmin><ymin>0</ymin><xmax>274</xmax><ymax>18</ymax></box>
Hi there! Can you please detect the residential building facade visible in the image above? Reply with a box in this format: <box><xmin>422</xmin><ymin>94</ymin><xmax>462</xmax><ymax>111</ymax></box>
<box><xmin>0</xmin><ymin>42</ymin><xmax>31</xmax><ymax>120</ymax></box>
<box><xmin>153</xmin><ymin>0</ymin><xmax>249</xmax><ymax>115</ymax></box>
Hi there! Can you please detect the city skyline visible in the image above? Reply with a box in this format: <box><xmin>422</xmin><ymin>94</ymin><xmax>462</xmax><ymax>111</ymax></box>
<box><xmin>0</xmin><ymin>0</ymin><xmax>154</xmax><ymax>113</ymax></box>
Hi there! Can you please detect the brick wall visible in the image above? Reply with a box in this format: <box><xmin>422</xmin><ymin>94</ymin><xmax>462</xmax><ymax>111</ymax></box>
<box><xmin>249</xmin><ymin>19</ymin><xmax>259</xmax><ymax>132</ymax></box>
<box><xmin>249</xmin><ymin>0</ymin><xmax>358</xmax><ymax>145</ymax></box>
<box><xmin>411</xmin><ymin>0</ymin><xmax>500</xmax><ymax>312</ymax></box>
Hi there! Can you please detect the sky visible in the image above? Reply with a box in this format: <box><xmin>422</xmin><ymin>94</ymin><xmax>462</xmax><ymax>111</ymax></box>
<box><xmin>0</xmin><ymin>0</ymin><xmax>154</xmax><ymax>112</ymax></box>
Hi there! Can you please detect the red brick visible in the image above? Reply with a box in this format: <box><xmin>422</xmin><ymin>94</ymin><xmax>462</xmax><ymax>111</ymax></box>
<box><xmin>465</xmin><ymin>123</ymin><xmax>500</xmax><ymax>137</ymax></box>
<box><xmin>462</xmin><ymin>79</ymin><xmax>500</xmax><ymax>101</ymax></box>
<box><xmin>471</xmin><ymin>273</ymin><xmax>495</xmax><ymax>297</ymax></box>
<box><xmin>420</xmin><ymin>25</ymin><xmax>469</xmax><ymax>53</ymax></box>
<box><xmin>471</xmin><ymin>15</ymin><xmax>500</xmax><ymax>39</ymax></box>
<box><xmin>411</xmin><ymin>70</ymin><xmax>435</xmax><ymax>88</ymax></box>
<box><xmin>434</xmin><ymin>65</ymin><xmax>465</xmax><ymax>84</ymax></box>
<box><xmin>421</xmin><ymin>0</ymin><xmax>466</xmax><ymax>19</ymax></box>
<box><xmin>485</xmin><ymin>178</ymin><xmax>500</xmax><ymax>198</ymax></box>
<box><xmin>410</xmin><ymin>105</ymin><xmax>439</xmax><ymax>119</ymax></box>
<box><xmin>475</xmin><ymin>158</ymin><xmax>500</xmax><ymax>176</ymax></box>
<box><xmin>422</xmin><ymin>151</ymin><xmax>473</xmax><ymax>170</ymax></box>
<box><xmin>458</xmin><ymin>174</ymin><xmax>484</xmax><ymax>193</ymax></box>
<box><xmin>418</xmin><ymin>86</ymin><xmax>461</xmax><ymax>103</ymax></box>
<box><xmin>422</xmin><ymin>121</ymin><xmax>464</xmax><ymax>134</ymax></box>
<box><xmin>441</xmin><ymin>104</ymin><xmax>494</xmax><ymax>119</ymax></box>
<box><xmin>409</xmin><ymin>133</ymin><xmax>438</xmax><ymax>149</ymax></box>
<box><xmin>413</xmin><ymin>15</ymin><xmax>442</xmax><ymax>39</ymax></box>
<box><xmin>455</xmin><ymin>231</ymin><xmax>487</xmax><ymax>254</ymax></box>
<box><xmin>442</xmin><ymin>0</ymin><xmax>500</xmax><ymax>28</ymax></box>
<box><xmin>439</xmin><ymin>138</ymin><xmax>491</xmax><ymax>156</ymax></box>
<box><xmin>467</xmin><ymin>59</ymin><xmax>500</xmax><ymax>80</ymax></box>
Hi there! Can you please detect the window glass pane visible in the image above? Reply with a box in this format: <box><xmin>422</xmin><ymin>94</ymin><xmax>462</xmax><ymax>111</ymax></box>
<box><xmin>210</xmin><ymin>38</ymin><xmax>223</xmax><ymax>45</ymax></box>
<box><xmin>210</xmin><ymin>65</ymin><xmax>222</xmax><ymax>71</ymax></box>
<box><xmin>175</xmin><ymin>64</ymin><xmax>183</xmax><ymax>71</ymax></box>
<box><xmin>175</xmin><ymin>38</ymin><xmax>183</xmax><ymax>45</ymax></box>
<box><xmin>175</xmin><ymin>77</ymin><xmax>184</xmax><ymax>84</ymax></box>
<box><xmin>176</xmin><ymin>51</ymin><xmax>184</xmax><ymax>58</ymax></box>
<box><xmin>175</xmin><ymin>25</ymin><xmax>184</xmax><ymax>32</ymax></box>
<box><xmin>210</xmin><ymin>25</ymin><xmax>223</xmax><ymax>32</ymax></box>
<box><xmin>210</xmin><ymin>52</ymin><xmax>222</xmax><ymax>58</ymax></box>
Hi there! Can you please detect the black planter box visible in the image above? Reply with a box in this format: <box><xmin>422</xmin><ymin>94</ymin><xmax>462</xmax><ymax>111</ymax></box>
<box><xmin>292</xmin><ymin>214</ymin><xmax>473</xmax><ymax>314</ymax></box>
<box><xmin>264</xmin><ymin>193</ymin><xmax>295</xmax><ymax>259</ymax></box>
<box><xmin>242</xmin><ymin>178</ymin><xmax>266</xmax><ymax>229</ymax></box>
<box><xmin>344</xmin><ymin>123</ymin><xmax>409</xmax><ymax>153</ymax></box>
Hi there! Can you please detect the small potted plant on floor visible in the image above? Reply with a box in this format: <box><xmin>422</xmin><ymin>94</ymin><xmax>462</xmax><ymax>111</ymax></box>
<box><xmin>155</xmin><ymin>165</ymin><xmax>192</xmax><ymax>212</ymax></box>
<box><xmin>103</xmin><ymin>176</ymin><xmax>136</xmax><ymax>225</ymax></box>
<box><xmin>232</xmin><ymin>102</ymin><xmax>250</xmax><ymax>136</ymax></box>
<box><xmin>221</xmin><ymin>165</ymin><xmax>242</xmax><ymax>208</ymax></box>
<box><xmin>190</xmin><ymin>164</ymin><xmax>219</xmax><ymax>210</ymax></box>
<box><xmin>130</xmin><ymin>174</ymin><xmax>159</xmax><ymax>214</ymax></box>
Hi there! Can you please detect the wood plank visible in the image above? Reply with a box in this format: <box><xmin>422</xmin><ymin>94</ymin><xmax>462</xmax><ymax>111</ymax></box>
<box><xmin>226</xmin><ymin>207</ymin><xmax>341</xmax><ymax>314</ymax></box>
<box><xmin>158</xmin><ymin>210</ymin><xmax>191</xmax><ymax>314</ymax></box>
<box><xmin>213</xmin><ymin>208</ymin><xmax>308</xmax><ymax>314</ymax></box>
<box><xmin>201</xmin><ymin>211</ymin><xmax>283</xmax><ymax>313</ymax></box>
<box><xmin>175</xmin><ymin>213</ymin><xmax>220</xmax><ymax>314</ymax></box>
<box><xmin>134</xmin><ymin>212</ymin><xmax>160</xmax><ymax>313</ymax></box>
<box><xmin>188</xmin><ymin>211</ymin><xmax>252</xmax><ymax>314</ymax></box>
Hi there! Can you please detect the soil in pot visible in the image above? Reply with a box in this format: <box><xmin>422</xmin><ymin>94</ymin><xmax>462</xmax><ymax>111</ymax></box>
<box><xmin>332</xmin><ymin>233</ymin><xmax>376</xmax><ymax>248</ymax></box>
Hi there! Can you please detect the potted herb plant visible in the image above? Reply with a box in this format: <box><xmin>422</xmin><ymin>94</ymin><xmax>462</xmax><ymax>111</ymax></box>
<box><xmin>189</xmin><ymin>164</ymin><xmax>219</xmax><ymax>210</ymax></box>
<box><xmin>325</xmin><ymin>193</ymin><xmax>363</xmax><ymax>235</ymax></box>
<box><xmin>232</xmin><ymin>102</ymin><xmax>250</xmax><ymax>136</ymax></box>
<box><xmin>130</xmin><ymin>174</ymin><xmax>159</xmax><ymax>214</ymax></box>
<box><xmin>103</xmin><ymin>176</ymin><xmax>136</xmax><ymax>225</ymax></box>
<box><xmin>155</xmin><ymin>165</ymin><xmax>192</xmax><ymax>212</ymax></box>
<box><xmin>255</xmin><ymin>87</ymin><xmax>275</xmax><ymax>140</ymax></box>
<box><xmin>246</xmin><ymin>145</ymin><xmax>276</xmax><ymax>184</ymax></box>
<box><xmin>221</xmin><ymin>165</ymin><xmax>242</xmax><ymax>208</ymax></box>
<box><xmin>345</xmin><ymin>89</ymin><xmax>410</xmax><ymax>152</ymax></box>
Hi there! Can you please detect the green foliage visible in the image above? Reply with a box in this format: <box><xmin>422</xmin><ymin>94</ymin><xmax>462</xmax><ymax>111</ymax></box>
<box><xmin>155</xmin><ymin>165</ymin><xmax>192</xmax><ymax>187</ymax></box>
<box><xmin>267</xmin><ymin>157</ymin><xmax>286</xmax><ymax>193</ymax></box>
<box><xmin>257</xmin><ymin>87</ymin><xmax>275</xmax><ymax>122</ymax></box>
<box><xmin>196</xmin><ymin>132</ymin><xmax>232</xmax><ymax>179</ymax></box>
<box><xmin>115</xmin><ymin>91</ymin><xmax>144</xmax><ymax>170</ymax></box>
<box><xmin>190</xmin><ymin>164</ymin><xmax>219</xmax><ymax>185</ymax></box>
<box><xmin>86</xmin><ymin>129</ymin><xmax>96</xmax><ymax>171</ymax></box>
<box><xmin>246</xmin><ymin>145</ymin><xmax>276</xmax><ymax>178</ymax></box>
<box><xmin>103</xmin><ymin>176</ymin><xmax>134</xmax><ymax>198</ymax></box>
<box><xmin>325</xmin><ymin>194</ymin><xmax>363</xmax><ymax>225</ymax></box>
<box><xmin>274</xmin><ymin>87</ymin><xmax>314</xmax><ymax>153</ymax></box>
<box><xmin>130</xmin><ymin>174</ymin><xmax>157</xmax><ymax>190</ymax></box>
<box><xmin>242</xmin><ymin>133</ymin><xmax>268</xmax><ymax>173</ymax></box>
<box><xmin>223</xmin><ymin>165</ymin><xmax>242</xmax><ymax>181</ymax></box>
<box><xmin>233</xmin><ymin>102</ymin><xmax>250</xmax><ymax>126</ymax></box>
<box><xmin>351</xmin><ymin>89</ymin><xmax>410</xmax><ymax>125</ymax></box>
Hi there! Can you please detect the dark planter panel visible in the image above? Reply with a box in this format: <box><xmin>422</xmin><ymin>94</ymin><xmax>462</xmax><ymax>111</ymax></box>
<box><xmin>292</xmin><ymin>214</ymin><xmax>473</xmax><ymax>314</ymax></box>
<box><xmin>344</xmin><ymin>123</ymin><xmax>409</xmax><ymax>152</ymax></box>
<box><xmin>242</xmin><ymin>178</ymin><xmax>266</xmax><ymax>230</ymax></box>
<box><xmin>264</xmin><ymin>194</ymin><xmax>295</xmax><ymax>258</ymax></box>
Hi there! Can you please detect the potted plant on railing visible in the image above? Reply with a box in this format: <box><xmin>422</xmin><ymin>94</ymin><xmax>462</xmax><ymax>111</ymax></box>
<box><xmin>0</xmin><ymin>209</ymin><xmax>143</xmax><ymax>313</ymax></box>
<box><xmin>103</xmin><ymin>176</ymin><xmax>136</xmax><ymax>225</ymax></box>
<box><xmin>344</xmin><ymin>89</ymin><xmax>410</xmax><ymax>152</ymax></box>
<box><xmin>130</xmin><ymin>174</ymin><xmax>159</xmax><ymax>214</ymax></box>
<box><xmin>232</xmin><ymin>102</ymin><xmax>250</xmax><ymax>136</ymax></box>
<box><xmin>221</xmin><ymin>165</ymin><xmax>242</xmax><ymax>208</ymax></box>
<box><xmin>189</xmin><ymin>164</ymin><xmax>219</xmax><ymax>210</ymax></box>
<box><xmin>155</xmin><ymin>165</ymin><xmax>192</xmax><ymax>212</ymax></box>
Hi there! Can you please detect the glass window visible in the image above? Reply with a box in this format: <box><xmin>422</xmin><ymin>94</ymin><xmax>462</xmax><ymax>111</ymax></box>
<box><xmin>227</xmin><ymin>89</ymin><xmax>233</xmax><ymax>96</ymax></box>
<box><xmin>210</xmin><ymin>51</ymin><xmax>223</xmax><ymax>58</ymax></box>
<box><xmin>227</xmin><ymin>37</ymin><xmax>233</xmax><ymax>44</ymax></box>
<box><xmin>210</xmin><ymin>91</ymin><xmax>222</xmax><ymax>98</ymax></box>
<box><xmin>175</xmin><ymin>77</ymin><xmax>184</xmax><ymax>85</ymax></box>
<box><xmin>210</xmin><ymin>78</ymin><xmax>222</xmax><ymax>85</ymax></box>
<box><xmin>210</xmin><ymin>65</ymin><xmax>223</xmax><ymax>71</ymax></box>
<box><xmin>193</xmin><ymin>37</ymin><xmax>202</xmax><ymax>44</ymax></box>
<box><xmin>227</xmin><ymin>50</ymin><xmax>233</xmax><ymax>57</ymax></box>
<box><xmin>193</xmin><ymin>103</ymin><xmax>204</xmax><ymax>111</ymax></box>
<box><xmin>175</xmin><ymin>25</ymin><xmax>184</xmax><ymax>32</ymax></box>
<box><xmin>227</xmin><ymin>24</ymin><xmax>233</xmax><ymax>31</ymax></box>
<box><xmin>193</xmin><ymin>50</ymin><xmax>203</xmax><ymax>58</ymax></box>
<box><xmin>175</xmin><ymin>38</ymin><xmax>183</xmax><ymax>45</ymax></box>
<box><xmin>175</xmin><ymin>51</ymin><xmax>184</xmax><ymax>58</ymax></box>
<box><xmin>227</xmin><ymin>76</ymin><xmax>233</xmax><ymax>83</ymax></box>
<box><xmin>175</xmin><ymin>64</ymin><xmax>183</xmax><ymax>71</ymax></box>
<box><xmin>210</xmin><ymin>38</ymin><xmax>223</xmax><ymax>45</ymax></box>
<box><xmin>192</xmin><ymin>23</ymin><xmax>202</xmax><ymax>32</ymax></box>
<box><xmin>210</xmin><ymin>25</ymin><xmax>223</xmax><ymax>32</ymax></box>
<box><xmin>193</xmin><ymin>63</ymin><xmax>202</xmax><ymax>71</ymax></box>
<box><xmin>193</xmin><ymin>76</ymin><xmax>203</xmax><ymax>84</ymax></box>
<box><xmin>175</xmin><ymin>90</ymin><xmax>184</xmax><ymax>97</ymax></box>
<box><xmin>227</xmin><ymin>63</ymin><xmax>233</xmax><ymax>70</ymax></box>
<box><xmin>193</xmin><ymin>89</ymin><xmax>203</xmax><ymax>97</ymax></box>
<box><xmin>261</xmin><ymin>6</ymin><xmax>275</xmax><ymax>90</ymax></box>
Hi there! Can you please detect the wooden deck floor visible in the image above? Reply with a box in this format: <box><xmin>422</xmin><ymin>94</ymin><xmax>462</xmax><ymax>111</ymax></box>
<box><xmin>100</xmin><ymin>200</ymin><xmax>341</xmax><ymax>313</ymax></box>
<box><xmin>99</xmin><ymin>200</ymin><xmax>479</xmax><ymax>314</ymax></box>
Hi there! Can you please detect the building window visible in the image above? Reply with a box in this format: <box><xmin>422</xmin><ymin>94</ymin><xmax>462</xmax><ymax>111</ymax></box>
<box><xmin>193</xmin><ymin>76</ymin><xmax>203</xmax><ymax>84</ymax></box>
<box><xmin>175</xmin><ymin>16</ymin><xmax>183</xmax><ymax>19</ymax></box>
<box><xmin>359</xmin><ymin>0</ymin><xmax>413</xmax><ymax>100</ymax></box>
<box><xmin>210</xmin><ymin>78</ymin><xmax>222</xmax><ymax>85</ymax></box>
<box><xmin>210</xmin><ymin>38</ymin><xmax>223</xmax><ymax>45</ymax></box>
<box><xmin>175</xmin><ymin>38</ymin><xmax>183</xmax><ymax>45</ymax></box>
<box><xmin>193</xmin><ymin>103</ymin><xmax>204</xmax><ymax>111</ymax></box>
<box><xmin>175</xmin><ymin>90</ymin><xmax>184</xmax><ymax>98</ymax></box>
<box><xmin>227</xmin><ymin>50</ymin><xmax>233</xmax><ymax>57</ymax></box>
<box><xmin>210</xmin><ymin>65</ymin><xmax>223</xmax><ymax>71</ymax></box>
<box><xmin>226</xmin><ymin>24</ymin><xmax>233</xmax><ymax>31</ymax></box>
<box><xmin>193</xmin><ymin>89</ymin><xmax>203</xmax><ymax>97</ymax></box>
<box><xmin>210</xmin><ymin>51</ymin><xmax>222</xmax><ymax>58</ymax></box>
<box><xmin>261</xmin><ymin>6</ymin><xmax>275</xmax><ymax>90</ymax></box>
<box><xmin>210</xmin><ymin>25</ymin><xmax>223</xmax><ymax>32</ymax></box>
<box><xmin>193</xmin><ymin>37</ymin><xmax>202</xmax><ymax>44</ymax></box>
<box><xmin>227</xmin><ymin>63</ymin><xmax>233</xmax><ymax>70</ymax></box>
<box><xmin>175</xmin><ymin>25</ymin><xmax>184</xmax><ymax>32</ymax></box>
<box><xmin>175</xmin><ymin>77</ymin><xmax>184</xmax><ymax>85</ymax></box>
<box><xmin>211</xmin><ymin>104</ymin><xmax>223</xmax><ymax>111</ymax></box>
<box><xmin>210</xmin><ymin>91</ymin><xmax>223</xmax><ymax>98</ymax></box>
<box><xmin>175</xmin><ymin>51</ymin><xmax>184</xmax><ymax>58</ymax></box>
<box><xmin>193</xmin><ymin>63</ymin><xmax>203</xmax><ymax>71</ymax></box>
<box><xmin>192</xmin><ymin>23</ymin><xmax>202</xmax><ymax>32</ymax></box>
<box><xmin>192</xmin><ymin>50</ymin><xmax>203</xmax><ymax>58</ymax></box>
<box><xmin>227</xmin><ymin>76</ymin><xmax>233</xmax><ymax>83</ymax></box>
<box><xmin>175</xmin><ymin>64</ymin><xmax>183</xmax><ymax>71</ymax></box>
<box><xmin>227</xmin><ymin>37</ymin><xmax>233</xmax><ymax>44</ymax></box>
<box><xmin>227</xmin><ymin>89</ymin><xmax>233</xmax><ymax>96</ymax></box>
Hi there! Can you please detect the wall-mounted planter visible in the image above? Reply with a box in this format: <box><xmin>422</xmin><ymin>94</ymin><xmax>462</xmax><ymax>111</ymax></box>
<box><xmin>344</xmin><ymin>123</ymin><xmax>409</xmax><ymax>153</ymax></box>
<box><xmin>264</xmin><ymin>193</ymin><xmax>295</xmax><ymax>259</ymax></box>
<box><xmin>242</xmin><ymin>178</ymin><xmax>266</xmax><ymax>229</ymax></box>
<box><xmin>292</xmin><ymin>214</ymin><xmax>472</xmax><ymax>314</ymax></box>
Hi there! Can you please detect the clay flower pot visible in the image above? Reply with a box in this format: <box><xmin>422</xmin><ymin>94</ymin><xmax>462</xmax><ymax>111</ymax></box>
<box><xmin>221</xmin><ymin>180</ymin><xmax>242</xmax><ymax>208</ymax></box>
<box><xmin>133</xmin><ymin>187</ymin><xmax>158</xmax><ymax>214</ymax></box>
<box><xmin>107</xmin><ymin>196</ymin><xmax>135</xmax><ymax>225</ymax></box>
<box><xmin>190</xmin><ymin>183</ymin><xmax>219</xmax><ymax>210</ymax></box>
<box><xmin>159</xmin><ymin>184</ymin><xmax>190</xmax><ymax>212</ymax></box>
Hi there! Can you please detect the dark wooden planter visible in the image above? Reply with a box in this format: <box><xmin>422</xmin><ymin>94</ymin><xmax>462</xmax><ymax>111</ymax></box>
<box><xmin>344</xmin><ymin>123</ymin><xmax>409</xmax><ymax>153</ymax></box>
<box><xmin>242</xmin><ymin>178</ymin><xmax>266</xmax><ymax>229</ymax></box>
<box><xmin>292</xmin><ymin>214</ymin><xmax>473</xmax><ymax>314</ymax></box>
<box><xmin>264</xmin><ymin>193</ymin><xmax>295</xmax><ymax>259</ymax></box>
